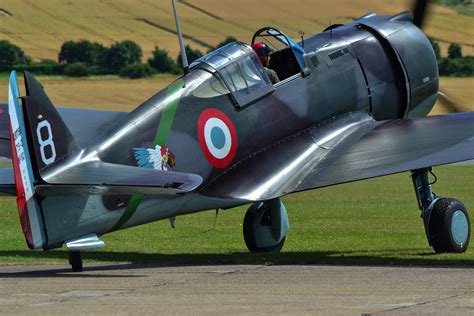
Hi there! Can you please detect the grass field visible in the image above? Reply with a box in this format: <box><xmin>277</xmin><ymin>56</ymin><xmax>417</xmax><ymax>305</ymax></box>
<box><xmin>0</xmin><ymin>0</ymin><xmax>472</xmax><ymax>60</ymax></box>
<box><xmin>0</xmin><ymin>166</ymin><xmax>473</xmax><ymax>266</ymax></box>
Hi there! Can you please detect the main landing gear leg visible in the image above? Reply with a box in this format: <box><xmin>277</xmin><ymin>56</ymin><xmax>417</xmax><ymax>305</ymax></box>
<box><xmin>68</xmin><ymin>251</ymin><xmax>83</xmax><ymax>272</ymax></box>
<box><xmin>243</xmin><ymin>198</ymin><xmax>289</xmax><ymax>253</ymax></box>
<box><xmin>411</xmin><ymin>168</ymin><xmax>470</xmax><ymax>253</ymax></box>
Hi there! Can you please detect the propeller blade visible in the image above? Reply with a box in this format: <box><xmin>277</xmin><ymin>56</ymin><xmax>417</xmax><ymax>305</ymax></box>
<box><xmin>437</xmin><ymin>91</ymin><xmax>465</xmax><ymax>113</ymax></box>
<box><xmin>412</xmin><ymin>0</ymin><xmax>428</xmax><ymax>28</ymax></box>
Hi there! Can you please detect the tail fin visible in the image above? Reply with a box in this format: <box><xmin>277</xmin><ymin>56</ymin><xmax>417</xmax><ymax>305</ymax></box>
<box><xmin>21</xmin><ymin>71</ymin><xmax>78</xmax><ymax>172</ymax></box>
<box><xmin>8</xmin><ymin>71</ymin><xmax>46</xmax><ymax>249</ymax></box>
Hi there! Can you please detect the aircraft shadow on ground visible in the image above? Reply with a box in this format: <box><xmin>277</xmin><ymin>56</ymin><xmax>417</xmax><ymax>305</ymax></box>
<box><xmin>0</xmin><ymin>249</ymin><xmax>473</xmax><ymax>275</ymax></box>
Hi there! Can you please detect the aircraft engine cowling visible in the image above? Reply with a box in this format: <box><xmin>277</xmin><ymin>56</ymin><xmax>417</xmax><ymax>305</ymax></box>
<box><xmin>359</xmin><ymin>14</ymin><xmax>439</xmax><ymax>118</ymax></box>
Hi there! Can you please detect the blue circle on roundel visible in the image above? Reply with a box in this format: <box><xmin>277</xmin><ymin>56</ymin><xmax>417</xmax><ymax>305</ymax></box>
<box><xmin>211</xmin><ymin>126</ymin><xmax>226</xmax><ymax>150</ymax></box>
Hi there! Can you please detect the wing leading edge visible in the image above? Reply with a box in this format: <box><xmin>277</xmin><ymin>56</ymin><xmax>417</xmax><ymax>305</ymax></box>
<box><xmin>201</xmin><ymin>111</ymin><xmax>474</xmax><ymax>201</ymax></box>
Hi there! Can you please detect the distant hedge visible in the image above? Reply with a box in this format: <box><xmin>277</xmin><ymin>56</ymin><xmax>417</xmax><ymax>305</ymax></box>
<box><xmin>439</xmin><ymin>57</ymin><xmax>474</xmax><ymax>77</ymax></box>
<box><xmin>119</xmin><ymin>63</ymin><xmax>155</xmax><ymax>79</ymax></box>
<box><xmin>13</xmin><ymin>60</ymin><xmax>64</xmax><ymax>76</ymax></box>
<box><xmin>64</xmin><ymin>62</ymin><xmax>90</xmax><ymax>77</ymax></box>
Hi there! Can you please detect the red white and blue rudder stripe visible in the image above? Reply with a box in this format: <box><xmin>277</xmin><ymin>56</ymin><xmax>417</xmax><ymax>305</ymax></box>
<box><xmin>8</xmin><ymin>71</ymin><xmax>46</xmax><ymax>249</ymax></box>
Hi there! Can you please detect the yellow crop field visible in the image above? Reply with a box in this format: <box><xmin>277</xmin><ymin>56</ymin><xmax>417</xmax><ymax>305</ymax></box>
<box><xmin>0</xmin><ymin>75</ymin><xmax>175</xmax><ymax>111</ymax></box>
<box><xmin>432</xmin><ymin>77</ymin><xmax>474</xmax><ymax>115</ymax></box>
<box><xmin>0</xmin><ymin>0</ymin><xmax>472</xmax><ymax>61</ymax></box>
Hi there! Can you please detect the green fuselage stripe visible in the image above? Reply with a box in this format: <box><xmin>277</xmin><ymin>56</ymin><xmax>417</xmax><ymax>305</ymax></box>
<box><xmin>112</xmin><ymin>79</ymin><xmax>183</xmax><ymax>231</ymax></box>
<box><xmin>154</xmin><ymin>81</ymin><xmax>182</xmax><ymax>145</ymax></box>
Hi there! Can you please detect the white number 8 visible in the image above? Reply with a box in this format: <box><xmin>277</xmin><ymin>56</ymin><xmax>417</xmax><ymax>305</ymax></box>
<box><xmin>36</xmin><ymin>120</ymin><xmax>56</xmax><ymax>165</ymax></box>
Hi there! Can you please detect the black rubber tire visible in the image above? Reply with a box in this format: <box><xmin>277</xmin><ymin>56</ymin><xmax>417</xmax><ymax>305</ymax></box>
<box><xmin>243</xmin><ymin>203</ymin><xmax>285</xmax><ymax>253</ymax></box>
<box><xmin>69</xmin><ymin>251</ymin><xmax>83</xmax><ymax>272</ymax></box>
<box><xmin>429</xmin><ymin>198</ymin><xmax>470</xmax><ymax>253</ymax></box>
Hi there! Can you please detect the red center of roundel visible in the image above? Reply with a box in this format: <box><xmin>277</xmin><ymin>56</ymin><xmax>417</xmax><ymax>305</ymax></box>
<box><xmin>197</xmin><ymin>108</ymin><xmax>238</xmax><ymax>169</ymax></box>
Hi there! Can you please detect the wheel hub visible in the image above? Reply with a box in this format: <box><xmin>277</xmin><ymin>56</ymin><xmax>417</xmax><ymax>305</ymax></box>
<box><xmin>451</xmin><ymin>210</ymin><xmax>469</xmax><ymax>246</ymax></box>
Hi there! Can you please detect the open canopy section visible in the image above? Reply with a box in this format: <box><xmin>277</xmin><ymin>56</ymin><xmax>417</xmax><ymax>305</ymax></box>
<box><xmin>252</xmin><ymin>27</ymin><xmax>306</xmax><ymax>80</ymax></box>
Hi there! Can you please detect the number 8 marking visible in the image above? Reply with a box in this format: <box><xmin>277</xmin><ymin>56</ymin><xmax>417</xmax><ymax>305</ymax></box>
<box><xmin>36</xmin><ymin>120</ymin><xmax>56</xmax><ymax>165</ymax></box>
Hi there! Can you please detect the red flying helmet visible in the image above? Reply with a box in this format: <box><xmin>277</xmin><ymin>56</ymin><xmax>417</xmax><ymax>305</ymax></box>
<box><xmin>251</xmin><ymin>42</ymin><xmax>271</xmax><ymax>65</ymax></box>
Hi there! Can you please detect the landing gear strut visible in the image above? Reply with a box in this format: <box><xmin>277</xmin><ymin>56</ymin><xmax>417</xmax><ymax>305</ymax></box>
<box><xmin>243</xmin><ymin>198</ymin><xmax>289</xmax><ymax>253</ymax></box>
<box><xmin>68</xmin><ymin>251</ymin><xmax>83</xmax><ymax>272</ymax></box>
<box><xmin>412</xmin><ymin>168</ymin><xmax>470</xmax><ymax>253</ymax></box>
<box><xmin>65</xmin><ymin>234</ymin><xmax>105</xmax><ymax>272</ymax></box>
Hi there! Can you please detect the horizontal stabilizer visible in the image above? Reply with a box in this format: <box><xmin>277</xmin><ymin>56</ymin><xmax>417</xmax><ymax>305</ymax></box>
<box><xmin>0</xmin><ymin>168</ymin><xmax>15</xmax><ymax>195</ymax></box>
<box><xmin>36</xmin><ymin>161</ymin><xmax>203</xmax><ymax>196</ymax></box>
<box><xmin>0</xmin><ymin>103</ymin><xmax>128</xmax><ymax>159</ymax></box>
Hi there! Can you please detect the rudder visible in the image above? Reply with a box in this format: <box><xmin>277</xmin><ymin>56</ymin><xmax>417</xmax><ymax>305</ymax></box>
<box><xmin>8</xmin><ymin>71</ymin><xmax>46</xmax><ymax>249</ymax></box>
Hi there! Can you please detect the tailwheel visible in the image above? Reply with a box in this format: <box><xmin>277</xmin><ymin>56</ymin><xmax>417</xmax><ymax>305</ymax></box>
<box><xmin>68</xmin><ymin>251</ymin><xmax>83</xmax><ymax>272</ymax></box>
<box><xmin>243</xmin><ymin>198</ymin><xmax>289</xmax><ymax>253</ymax></box>
<box><xmin>429</xmin><ymin>198</ymin><xmax>470</xmax><ymax>253</ymax></box>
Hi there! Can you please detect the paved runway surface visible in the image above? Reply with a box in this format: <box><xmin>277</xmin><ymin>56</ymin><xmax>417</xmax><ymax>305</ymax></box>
<box><xmin>1</xmin><ymin>264</ymin><xmax>474</xmax><ymax>315</ymax></box>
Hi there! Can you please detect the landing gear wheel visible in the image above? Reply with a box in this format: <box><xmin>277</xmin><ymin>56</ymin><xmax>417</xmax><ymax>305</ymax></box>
<box><xmin>243</xmin><ymin>202</ymin><xmax>286</xmax><ymax>253</ymax></box>
<box><xmin>429</xmin><ymin>198</ymin><xmax>470</xmax><ymax>253</ymax></box>
<box><xmin>68</xmin><ymin>251</ymin><xmax>83</xmax><ymax>272</ymax></box>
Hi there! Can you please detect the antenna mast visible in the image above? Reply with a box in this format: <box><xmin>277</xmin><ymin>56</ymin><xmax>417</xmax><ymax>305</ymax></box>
<box><xmin>172</xmin><ymin>0</ymin><xmax>189</xmax><ymax>74</ymax></box>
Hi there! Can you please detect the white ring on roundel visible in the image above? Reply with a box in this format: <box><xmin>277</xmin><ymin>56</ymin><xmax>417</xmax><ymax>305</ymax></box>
<box><xmin>204</xmin><ymin>117</ymin><xmax>232</xmax><ymax>159</ymax></box>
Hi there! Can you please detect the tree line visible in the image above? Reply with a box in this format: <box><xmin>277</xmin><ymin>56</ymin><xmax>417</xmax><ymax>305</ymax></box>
<box><xmin>0</xmin><ymin>37</ymin><xmax>472</xmax><ymax>78</ymax></box>
<box><xmin>429</xmin><ymin>38</ymin><xmax>473</xmax><ymax>77</ymax></box>
<box><xmin>0</xmin><ymin>37</ymin><xmax>236</xmax><ymax>78</ymax></box>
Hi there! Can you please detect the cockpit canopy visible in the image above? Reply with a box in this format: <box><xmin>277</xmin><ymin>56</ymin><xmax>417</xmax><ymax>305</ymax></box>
<box><xmin>192</xmin><ymin>42</ymin><xmax>273</xmax><ymax>107</ymax></box>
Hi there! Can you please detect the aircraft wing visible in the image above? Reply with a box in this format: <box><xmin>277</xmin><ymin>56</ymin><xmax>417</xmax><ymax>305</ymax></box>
<box><xmin>0</xmin><ymin>103</ymin><xmax>128</xmax><ymax>159</ymax></box>
<box><xmin>201</xmin><ymin>111</ymin><xmax>474</xmax><ymax>201</ymax></box>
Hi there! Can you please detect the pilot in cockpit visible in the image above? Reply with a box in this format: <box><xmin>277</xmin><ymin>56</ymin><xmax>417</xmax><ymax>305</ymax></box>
<box><xmin>252</xmin><ymin>42</ymin><xmax>280</xmax><ymax>84</ymax></box>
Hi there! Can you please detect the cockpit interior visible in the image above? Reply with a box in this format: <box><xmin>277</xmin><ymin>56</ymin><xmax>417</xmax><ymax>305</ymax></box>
<box><xmin>252</xmin><ymin>27</ymin><xmax>305</xmax><ymax>81</ymax></box>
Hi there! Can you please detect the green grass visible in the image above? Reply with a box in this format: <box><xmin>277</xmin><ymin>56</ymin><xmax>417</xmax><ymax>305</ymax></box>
<box><xmin>0</xmin><ymin>166</ymin><xmax>473</xmax><ymax>266</ymax></box>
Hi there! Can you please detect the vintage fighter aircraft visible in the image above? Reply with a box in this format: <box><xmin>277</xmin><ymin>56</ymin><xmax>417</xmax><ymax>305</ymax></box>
<box><xmin>1</xmin><ymin>0</ymin><xmax>473</xmax><ymax>271</ymax></box>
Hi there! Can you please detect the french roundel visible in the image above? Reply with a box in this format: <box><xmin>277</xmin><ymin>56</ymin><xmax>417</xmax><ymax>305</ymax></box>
<box><xmin>197</xmin><ymin>108</ymin><xmax>238</xmax><ymax>169</ymax></box>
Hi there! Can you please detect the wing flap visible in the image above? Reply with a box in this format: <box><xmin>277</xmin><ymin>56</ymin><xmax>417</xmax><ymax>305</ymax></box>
<box><xmin>202</xmin><ymin>112</ymin><xmax>474</xmax><ymax>201</ymax></box>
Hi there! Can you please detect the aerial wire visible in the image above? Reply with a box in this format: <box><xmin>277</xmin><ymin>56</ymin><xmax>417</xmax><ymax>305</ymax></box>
<box><xmin>172</xmin><ymin>0</ymin><xmax>189</xmax><ymax>74</ymax></box>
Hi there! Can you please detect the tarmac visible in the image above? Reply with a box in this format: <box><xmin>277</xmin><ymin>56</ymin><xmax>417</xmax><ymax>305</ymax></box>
<box><xmin>1</xmin><ymin>263</ymin><xmax>474</xmax><ymax>315</ymax></box>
